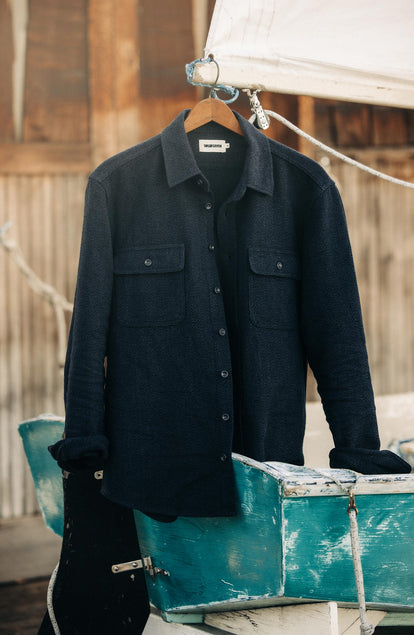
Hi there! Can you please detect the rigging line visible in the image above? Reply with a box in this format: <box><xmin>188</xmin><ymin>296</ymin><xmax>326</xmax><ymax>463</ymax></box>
<box><xmin>47</xmin><ymin>562</ymin><xmax>61</xmax><ymax>635</ymax></box>
<box><xmin>307</xmin><ymin>467</ymin><xmax>374</xmax><ymax>634</ymax></box>
<box><xmin>249</xmin><ymin>109</ymin><xmax>414</xmax><ymax>189</ymax></box>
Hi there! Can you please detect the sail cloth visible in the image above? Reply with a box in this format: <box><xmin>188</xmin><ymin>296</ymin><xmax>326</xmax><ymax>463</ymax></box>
<box><xmin>193</xmin><ymin>0</ymin><xmax>414</xmax><ymax>108</ymax></box>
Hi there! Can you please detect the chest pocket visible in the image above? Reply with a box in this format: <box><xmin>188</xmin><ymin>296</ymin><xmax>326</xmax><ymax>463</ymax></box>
<box><xmin>113</xmin><ymin>244</ymin><xmax>185</xmax><ymax>327</ymax></box>
<box><xmin>248</xmin><ymin>248</ymin><xmax>300</xmax><ymax>330</ymax></box>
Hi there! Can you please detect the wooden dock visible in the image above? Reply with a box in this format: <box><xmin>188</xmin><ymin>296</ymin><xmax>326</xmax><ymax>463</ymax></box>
<box><xmin>0</xmin><ymin>578</ymin><xmax>49</xmax><ymax>635</ymax></box>
<box><xmin>0</xmin><ymin>514</ymin><xmax>60</xmax><ymax>634</ymax></box>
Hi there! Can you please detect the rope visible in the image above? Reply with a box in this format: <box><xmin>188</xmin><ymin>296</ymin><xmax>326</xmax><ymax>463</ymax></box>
<box><xmin>0</xmin><ymin>222</ymin><xmax>73</xmax><ymax>368</ymax></box>
<box><xmin>47</xmin><ymin>562</ymin><xmax>61</xmax><ymax>635</ymax></box>
<box><xmin>349</xmin><ymin>506</ymin><xmax>375</xmax><ymax>634</ymax></box>
<box><xmin>309</xmin><ymin>468</ymin><xmax>374</xmax><ymax>634</ymax></box>
<box><xmin>249</xmin><ymin>109</ymin><xmax>414</xmax><ymax>189</ymax></box>
<box><xmin>309</xmin><ymin>467</ymin><xmax>359</xmax><ymax>493</ymax></box>
<box><xmin>186</xmin><ymin>57</ymin><xmax>240</xmax><ymax>104</ymax></box>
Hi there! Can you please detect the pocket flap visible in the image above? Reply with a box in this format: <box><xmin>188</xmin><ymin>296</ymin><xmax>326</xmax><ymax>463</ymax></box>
<box><xmin>248</xmin><ymin>248</ymin><xmax>300</xmax><ymax>279</ymax></box>
<box><xmin>114</xmin><ymin>244</ymin><xmax>185</xmax><ymax>275</ymax></box>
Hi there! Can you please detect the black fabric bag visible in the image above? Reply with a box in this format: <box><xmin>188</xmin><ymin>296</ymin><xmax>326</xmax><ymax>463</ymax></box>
<box><xmin>38</xmin><ymin>470</ymin><xmax>150</xmax><ymax>635</ymax></box>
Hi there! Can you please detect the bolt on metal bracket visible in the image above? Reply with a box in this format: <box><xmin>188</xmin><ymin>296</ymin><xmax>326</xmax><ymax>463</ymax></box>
<box><xmin>111</xmin><ymin>555</ymin><xmax>169</xmax><ymax>581</ymax></box>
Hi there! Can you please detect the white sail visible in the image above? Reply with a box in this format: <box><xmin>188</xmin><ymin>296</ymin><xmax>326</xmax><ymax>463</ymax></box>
<box><xmin>193</xmin><ymin>0</ymin><xmax>414</xmax><ymax>108</ymax></box>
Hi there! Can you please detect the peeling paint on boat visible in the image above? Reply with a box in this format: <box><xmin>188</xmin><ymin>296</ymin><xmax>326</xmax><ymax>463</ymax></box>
<box><xmin>18</xmin><ymin>420</ymin><xmax>414</xmax><ymax>620</ymax></box>
<box><xmin>134</xmin><ymin>457</ymin><xmax>414</xmax><ymax>616</ymax></box>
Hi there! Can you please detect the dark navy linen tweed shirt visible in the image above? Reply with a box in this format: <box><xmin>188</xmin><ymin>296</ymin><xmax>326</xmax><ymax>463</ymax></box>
<box><xmin>50</xmin><ymin>109</ymin><xmax>410</xmax><ymax>517</ymax></box>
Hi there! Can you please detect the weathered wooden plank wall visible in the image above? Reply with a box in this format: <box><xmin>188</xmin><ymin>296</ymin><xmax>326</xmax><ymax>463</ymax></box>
<box><xmin>23</xmin><ymin>0</ymin><xmax>89</xmax><ymax>142</ymax></box>
<box><xmin>338</xmin><ymin>151</ymin><xmax>414</xmax><ymax>396</ymax></box>
<box><xmin>1</xmin><ymin>0</ymin><xmax>413</xmax><ymax>519</ymax></box>
<box><xmin>0</xmin><ymin>175</ymin><xmax>86</xmax><ymax>518</ymax></box>
<box><xmin>0</xmin><ymin>0</ymin><xmax>203</xmax><ymax>520</ymax></box>
<box><xmin>0</xmin><ymin>0</ymin><xmax>14</xmax><ymax>140</ymax></box>
<box><xmin>305</xmin><ymin>103</ymin><xmax>414</xmax><ymax>400</ymax></box>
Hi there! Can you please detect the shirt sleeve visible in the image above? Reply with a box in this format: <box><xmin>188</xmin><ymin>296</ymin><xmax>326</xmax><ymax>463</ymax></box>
<box><xmin>49</xmin><ymin>177</ymin><xmax>113</xmax><ymax>470</ymax></box>
<box><xmin>301</xmin><ymin>181</ymin><xmax>410</xmax><ymax>474</ymax></box>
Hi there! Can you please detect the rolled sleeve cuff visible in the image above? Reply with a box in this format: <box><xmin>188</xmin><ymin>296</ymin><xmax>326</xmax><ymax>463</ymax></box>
<box><xmin>329</xmin><ymin>447</ymin><xmax>411</xmax><ymax>474</ymax></box>
<box><xmin>48</xmin><ymin>434</ymin><xmax>109</xmax><ymax>471</ymax></box>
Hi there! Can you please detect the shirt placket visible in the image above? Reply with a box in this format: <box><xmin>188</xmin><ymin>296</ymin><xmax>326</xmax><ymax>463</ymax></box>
<box><xmin>196</xmin><ymin>175</ymin><xmax>234</xmax><ymax>468</ymax></box>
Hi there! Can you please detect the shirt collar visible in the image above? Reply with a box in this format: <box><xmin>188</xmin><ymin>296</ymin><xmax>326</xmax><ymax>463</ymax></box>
<box><xmin>161</xmin><ymin>109</ymin><xmax>274</xmax><ymax>196</ymax></box>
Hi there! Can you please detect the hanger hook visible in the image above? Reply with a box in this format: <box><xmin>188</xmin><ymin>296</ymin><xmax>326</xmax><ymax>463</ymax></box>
<box><xmin>185</xmin><ymin>56</ymin><xmax>239</xmax><ymax>104</ymax></box>
<box><xmin>207</xmin><ymin>54</ymin><xmax>220</xmax><ymax>99</ymax></box>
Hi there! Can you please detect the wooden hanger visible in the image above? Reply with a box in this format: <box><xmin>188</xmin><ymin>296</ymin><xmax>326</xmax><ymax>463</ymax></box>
<box><xmin>184</xmin><ymin>97</ymin><xmax>244</xmax><ymax>136</ymax></box>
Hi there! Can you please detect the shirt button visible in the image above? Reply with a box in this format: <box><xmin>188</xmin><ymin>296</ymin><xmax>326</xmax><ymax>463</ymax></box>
<box><xmin>218</xmin><ymin>328</ymin><xmax>226</xmax><ymax>336</ymax></box>
<box><xmin>205</xmin><ymin>202</ymin><xmax>213</xmax><ymax>211</ymax></box>
<box><xmin>214</xmin><ymin>286</ymin><xmax>221</xmax><ymax>294</ymax></box>
<box><xmin>276</xmin><ymin>261</ymin><xmax>283</xmax><ymax>270</ymax></box>
<box><xmin>208</xmin><ymin>244</ymin><xmax>215</xmax><ymax>251</ymax></box>
<box><xmin>220</xmin><ymin>453</ymin><xmax>227</xmax><ymax>462</ymax></box>
<box><xmin>144</xmin><ymin>258</ymin><xmax>152</xmax><ymax>267</ymax></box>
<box><xmin>196</xmin><ymin>178</ymin><xmax>203</xmax><ymax>186</ymax></box>
<box><xmin>221</xmin><ymin>413</ymin><xmax>230</xmax><ymax>421</ymax></box>
<box><xmin>221</xmin><ymin>370</ymin><xmax>229</xmax><ymax>378</ymax></box>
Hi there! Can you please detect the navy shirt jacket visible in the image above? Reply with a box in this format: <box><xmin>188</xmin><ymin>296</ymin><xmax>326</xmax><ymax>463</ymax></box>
<box><xmin>50</xmin><ymin>109</ymin><xmax>410</xmax><ymax>518</ymax></box>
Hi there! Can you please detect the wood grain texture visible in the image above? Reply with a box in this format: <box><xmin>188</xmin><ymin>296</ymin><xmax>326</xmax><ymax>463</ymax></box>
<box><xmin>0</xmin><ymin>174</ymin><xmax>86</xmax><ymax>519</ymax></box>
<box><xmin>138</xmin><ymin>0</ymin><xmax>194</xmax><ymax>97</ymax></box>
<box><xmin>0</xmin><ymin>143</ymin><xmax>92</xmax><ymax>174</ymax></box>
<box><xmin>331</xmin><ymin>151</ymin><xmax>414</xmax><ymax>396</ymax></box>
<box><xmin>372</xmin><ymin>106</ymin><xmax>408</xmax><ymax>147</ymax></box>
<box><xmin>313</xmin><ymin>100</ymin><xmax>414</xmax><ymax>150</ymax></box>
<box><xmin>259</xmin><ymin>92</ymin><xmax>299</xmax><ymax>150</ymax></box>
<box><xmin>334</xmin><ymin>103</ymin><xmax>372</xmax><ymax>147</ymax></box>
<box><xmin>5</xmin><ymin>176</ymin><xmax>25</xmax><ymax>518</ymax></box>
<box><xmin>204</xmin><ymin>604</ymin><xmax>386</xmax><ymax>634</ymax></box>
<box><xmin>408</xmin><ymin>110</ymin><xmax>414</xmax><ymax>144</ymax></box>
<box><xmin>337</xmin><ymin>608</ymin><xmax>387</xmax><ymax>635</ymax></box>
<box><xmin>204</xmin><ymin>602</ymin><xmax>340</xmax><ymax>634</ymax></box>
<box><xmin>0</xmin><ymin>578</ymin><xmax>50</xmax><ymax>633</ymax></box>
<box><xmin>23</xmin><ymin>0</ymin><xmax>88</xmax><ymax>142</ymax></box>
<box><xmin>143</xmin><ymin>611</ymin><xmax>213</xmax><ymax>633</ymax></box>
<box><xmin>88</xmin><ymin>0</ymin><xmax>141</xmax><ymax>166</ymax></box>
<box><xmin>0</xmin><ymin>0</ymin><xmax>14</xmax><ymax>141</ymax></box>
<box><xmin>184</xmin><ymin>98</ymin><xmax>243</xmax><ymax>135</ymax></box>
<box><xmin>298</xmin><ymin>96</ymin><xmax>315</xmax><ymax>157</ymax></box>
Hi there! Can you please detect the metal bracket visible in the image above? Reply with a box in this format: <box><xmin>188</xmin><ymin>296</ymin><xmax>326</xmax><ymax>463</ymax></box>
<box><xmin>111</xmin><ymin>555</ymin><xmax>169</xmax><ymax>581</ymax></box>
<box><xmin>245</xmin><ymin>89</ymin><xmax>270</xmax><ymax>130</ymax></box>
<box><xmin>347</xmin><ymin>490</ymin><xmax>358</xmax><ymax>516</ymax></box>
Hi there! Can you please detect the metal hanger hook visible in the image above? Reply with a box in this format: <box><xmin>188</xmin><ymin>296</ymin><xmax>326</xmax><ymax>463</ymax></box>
<box><xmin>207</xmin><ymin>54</ymin><xmax>220</xmax><ymax>99</ymax></box>
<box><xmin>185</xmin><ymin>55</ymin><xmax>239</xmax><ymax>104</ymax></box>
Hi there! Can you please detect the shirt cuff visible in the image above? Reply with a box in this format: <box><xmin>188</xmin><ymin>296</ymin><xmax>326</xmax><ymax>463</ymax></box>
<box><xmin>329</xmin><ymin>447</ymin><xmax>411</xmax><ymax>474</ymax></box>
<box><xmin>48</xmin><ymin>435</ymin><xmax>109</xmax><ymax>471</ymax></box>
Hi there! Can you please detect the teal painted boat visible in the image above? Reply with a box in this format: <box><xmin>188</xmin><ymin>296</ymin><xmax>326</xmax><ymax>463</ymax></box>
<box><xmin>19</xmin><ymin>415</ymin><xmax>65</xmax><ymax>537</ymax></box>
<box><xmin>19</xmin><ymin>416</ymin><xmax>414</xmax><ymax>622</ymax></box>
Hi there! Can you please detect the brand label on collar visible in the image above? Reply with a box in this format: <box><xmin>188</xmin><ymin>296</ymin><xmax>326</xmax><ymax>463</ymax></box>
<box><xmin>199</xmin><ymin>140</ymin><xmax>230</xmax><ymax>153</ymax></box>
